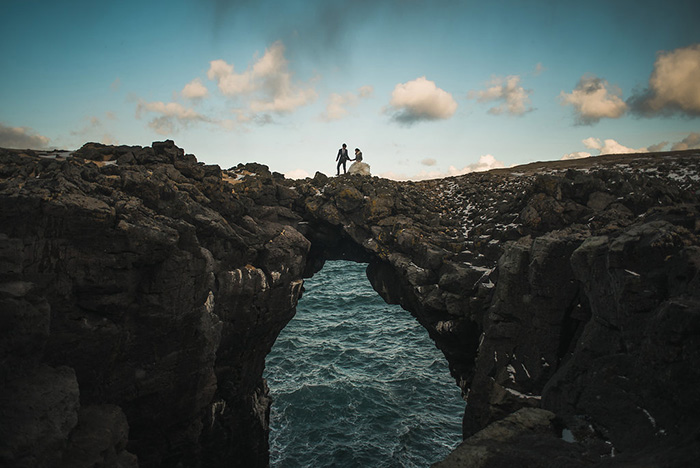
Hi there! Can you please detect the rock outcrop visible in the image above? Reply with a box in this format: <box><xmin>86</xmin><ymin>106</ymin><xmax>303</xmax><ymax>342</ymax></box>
<box><xmin>1</xmin><ymin>141</ymin><xmax>698</xmax><ymax>467</ymax></box>
<box><xmin>0</xmin><ymin>142</ymin><xmax>306</xmax><ymax>467</ymax></box>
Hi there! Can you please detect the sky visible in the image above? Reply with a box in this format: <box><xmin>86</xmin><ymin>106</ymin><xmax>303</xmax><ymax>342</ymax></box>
<box><xmin>1</xmin><ymin>0</ymin><xmax>699</xmax><ymax>180</ymax></box>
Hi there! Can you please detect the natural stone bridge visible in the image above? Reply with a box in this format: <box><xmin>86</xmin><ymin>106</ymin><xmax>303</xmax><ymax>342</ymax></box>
<box><xmin>1</xmin><ymin>141</ymin><xmax>698</xmax><ymax>467</ymax></box>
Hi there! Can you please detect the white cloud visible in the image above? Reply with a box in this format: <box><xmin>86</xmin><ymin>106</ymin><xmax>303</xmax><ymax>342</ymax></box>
<box><xmin>209</xmin><ymin>59</ymin><xmax>256</xmax><ymax>96</ymax></box>
<box><xmin>562</xmin><ymin>137</ymin><xmax>646</xmax><ymax>160</ymax></box>
<box><xmin>386</xmin><ymin>76</ymin><xmax>457</xmax><ymax>125</ymax></box>
<box><xmin>472</xmin><ymin>75</ymin><xmax>533</xmax><ymax>116</ymax></box>
<box><xmin>207</xmin><ymin>41</ymin><xmax>317</xmax><ymax>115</ymax></box>
<box><xmin>0</xmin><ymin>123</ymin><xmax>50</xmax><ymax>149</ymax></box>
<box><xmin>564</xmin><ymin>132</ymin><xmax>700</xmax><ymax>160</ymax></box>
<box><xmin>137</xmin><ymin>101</ymin><xmax>204</xmax><ymax>121</ymax></box>
<box><xmin>182</xmin><ymin>78</ymin><xmax>209</xmax><ymax>100</ymax></box>
<box><xmin>565</xmin><ymin>132</ymin><xmax>700</xmax><ymax>160</ymax></box>
<box><xmin>250</xmin><ymin>88</ymin><xmax>317</xmax><ymax>113</ymax></box>
<box><xmin>452</xmin><ymin>154</ymin><xmax>506</xmax><ymax>174</ymax></box>
<box><xmin>322</xmin><ymin>85</ymin><xmax>374</xmax><ymax>121</ymax></box>
<box><xmin>671</xmin><ymin>132</ymin><xmax>700</xmax><ymax>151</ymax></box>
<box><xmin>381</xmin><ymin>154</ymin><xmax>505</xmax><ymax>180</ymax></box>
<box><xmin>207</xmin><ymin>59</ymin><xmax>234</xmax><ymax>83</ymax></box>
<box><xmin>560</xmin><ymin>75</ymin><xmax>627</xmax><ymax>124</ymax></box>
<box><xmin>136</xmin><ymin>100</ymin><xmax>209</xmax><ymax>135</ymax></box>
<box><xmin>285</xmin><ymin>168</ymin><xmax>311</xmax><ymax>179</ymax></box>
<box><xmin>629</xmin><ymin>44</ymin><xmax>700</xmax><ymax>117</ymax></box>
<box><xmin>130</xmin><ymin>41</ymin><xmax>316</xmax><ymax>133</ymax></box>
<box><xmin>561</xmin><ymin>151</ymin><xmax>592</xmax><ymax>160</ymax></box>
<box><xmin>582</xmin><ymin>137</ymin><xmax>647</xmax><ymax>155</ymax></box>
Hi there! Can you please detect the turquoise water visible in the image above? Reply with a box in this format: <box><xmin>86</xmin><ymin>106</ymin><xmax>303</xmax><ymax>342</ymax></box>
<box><xmin>264</xmin><ymin>260</ymin><xmax>464</xmax><ymax>467</ymax></box>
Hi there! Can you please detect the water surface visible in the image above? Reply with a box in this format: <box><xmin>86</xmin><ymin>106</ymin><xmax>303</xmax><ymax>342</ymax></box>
<box><xmin>265</xmin><ymin>260</ymin><xmax>464</xmax><ymax>467</ymax></box>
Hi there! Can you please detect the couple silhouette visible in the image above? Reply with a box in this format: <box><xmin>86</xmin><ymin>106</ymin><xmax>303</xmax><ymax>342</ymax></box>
<box><xmin>335</xmin><ymin>143</ymin><xmax>363</xmax><ymax>175</ymax></box>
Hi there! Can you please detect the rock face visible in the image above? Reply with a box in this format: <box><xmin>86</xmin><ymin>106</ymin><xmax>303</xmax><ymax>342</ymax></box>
<box><xmin>0</xmin><ymin>142</ymin><xmax>306</xmax><ymax>467</ymax></box>
<box><xmin>1</xmin><ymin>141</ymin><xmax>699</xmax><ymax>467</ymax></box>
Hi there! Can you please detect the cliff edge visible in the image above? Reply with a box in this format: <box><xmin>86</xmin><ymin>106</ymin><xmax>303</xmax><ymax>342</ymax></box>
<box><xmin>1</xmin><ymin>141</ymin><xmax>698</xmax><ymax>467</ymax></box>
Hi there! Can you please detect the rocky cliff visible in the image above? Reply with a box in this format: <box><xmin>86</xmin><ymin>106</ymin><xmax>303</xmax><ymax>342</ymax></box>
<box><xmin>1</xmin><ymin>141</ymin><xmax>698</xmax><ymax>467</ymax></box>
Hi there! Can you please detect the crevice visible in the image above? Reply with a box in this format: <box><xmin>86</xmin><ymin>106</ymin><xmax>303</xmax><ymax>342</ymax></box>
<box><xmin>556</xmin><ymin>287</ymin><xmax>591</xmax><ymax>366</ymax></box>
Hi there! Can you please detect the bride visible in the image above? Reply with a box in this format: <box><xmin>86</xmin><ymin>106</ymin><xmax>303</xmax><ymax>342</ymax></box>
<box><xmin>348</xmin><ymin>148</ymin><xmax>370</xmax><ymax>176</ymax></box>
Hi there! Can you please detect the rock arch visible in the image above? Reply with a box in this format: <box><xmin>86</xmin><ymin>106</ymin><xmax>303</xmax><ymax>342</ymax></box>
<box><xmin>225</xmin><ymin>156</ymin><xmax>700</xmax><ymax>467</ymax></box>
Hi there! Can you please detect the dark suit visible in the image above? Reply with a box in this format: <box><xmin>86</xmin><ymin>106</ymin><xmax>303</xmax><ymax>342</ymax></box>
<box><xmin>336</xmin><ymin>147</ymin><xmax>350</xmax><ymax>174</ymax></box>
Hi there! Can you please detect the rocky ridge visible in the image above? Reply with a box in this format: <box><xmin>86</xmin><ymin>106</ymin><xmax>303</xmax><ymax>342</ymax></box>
<box><xmin>1</xmin><ymin>141</ymin><xmax>699</xmax><ymax>467</ymax></box>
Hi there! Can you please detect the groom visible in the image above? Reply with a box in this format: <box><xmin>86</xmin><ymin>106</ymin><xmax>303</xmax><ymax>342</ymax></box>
<box><xmin>336</xmin><ymin>143</ymin><xmax>350</xmax><ymax>175</ymax></box>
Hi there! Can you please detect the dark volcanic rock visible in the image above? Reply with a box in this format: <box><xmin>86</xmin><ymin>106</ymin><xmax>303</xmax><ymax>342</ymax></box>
<box><xmin>433</xmin><ymin>408</ymin><xmax>602</xmax><ymax>468</ymax></box>
<box><xmin>0</xmin><ymin>143</ymin><xmax>306</xmax><ymax>467</ymax></box>
<box><xmin>1</xmin><ymin>143</ymin><xmax>699</xmax><ymax>467</ymax></box>
<box><xmin>1</xmin><ymin>365</ymin><xmax>81</xmax><ymax>468</ymax></box>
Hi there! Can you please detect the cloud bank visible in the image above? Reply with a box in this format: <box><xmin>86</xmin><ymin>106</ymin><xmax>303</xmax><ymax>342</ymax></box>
<box><xmin>628</xmin><ymin>44</ymin><xmax>700</xmax><ymax>117</ymax></box>
<box><xmin>561</xmin><ymin>151</ymin><xmax>592</xmax><ymax>161</ymax></box>
<box><xmin>131</xmin><ymin>40</ymin><xmax>322</xmax><ymax>135</ymax></box>
<box><xmin>563</xmin><ymin>132</ymin><xmax>700</xmax><ymax>160</ymax></box>
<box><xmin>582</xmin><ymin>137</ymin><xmax>646</xmax><ymax>155</ymax></box>
<box><xmin>382</xmin><ymin>154</ymin><xmax>505</xmax><ymax>180</ymax></box>
<box><xmin>136</xmin><ymin>100</ymin><xmax>210</xmax><ymax>135</ymax></box>
<box><xmin>207</xmin><ymin>41</ymin><xmax>317</xmax><ymax>114</ymax></box>
<box><xmin>455</xmin><ymin>154</ymin><xmax>506</xmax><ymax>173</ymax></box>
<box><xmin>671</xmin><ymin>132</ymin><xmax>700</xmax><ymax>150</ymax></box>
<box><xmin>559</xmin><ymin>75</ymin><xmax>627</xmax><ymax>125</ymax></box>
<box><xmin>472</xmin><ymin>75</ymin><xmax>533</xmax><ymax>116</ymax></box>
<box><xmin>562</xmin><ymin>137</ymin><xmax>646</xmax><ymax>160</ymax></box>
<box><xmin>386</xmin><ymin>77</ymin><xmax>457</xmax><ymax>125</ymax></box>
<box><xmin>0</xmin><ymin>123</ymin><xmax>50</xmax><ymax>149</ymax></box>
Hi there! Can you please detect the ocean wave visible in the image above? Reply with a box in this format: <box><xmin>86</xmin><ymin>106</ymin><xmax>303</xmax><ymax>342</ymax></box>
<box><xmin>266</xmin><ymin>260</ymin><xmax>463</xmax><ymax>467</ymax></box>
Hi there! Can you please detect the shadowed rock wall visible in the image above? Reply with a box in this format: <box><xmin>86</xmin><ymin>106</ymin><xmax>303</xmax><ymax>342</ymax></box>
<box><xmin>1</xmin><ymin>141</ymin><xmax>698</xmax><ymax>467</ymax></box>
<box><xmin>0</xmin><ymin>142</ymin><xmax>308</xmax><ymax>467</ymax></box>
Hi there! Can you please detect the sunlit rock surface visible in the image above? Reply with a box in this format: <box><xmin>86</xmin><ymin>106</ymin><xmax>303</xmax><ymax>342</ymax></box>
<box><xmin>1</xmin><ymin>141</ymin><xmax>698</xmax><ymax>467</ymax></box>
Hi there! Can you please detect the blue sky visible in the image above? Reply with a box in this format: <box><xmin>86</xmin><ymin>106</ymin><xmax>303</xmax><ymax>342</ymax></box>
<box><xmin>1</xmin><ymin>0</ymin><xmax>699</xmax><ymax>179</ymax></box>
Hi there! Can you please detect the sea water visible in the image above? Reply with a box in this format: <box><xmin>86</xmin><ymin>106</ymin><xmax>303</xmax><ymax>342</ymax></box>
<box><xmin>265</xmin><ymin>260</ymin><xmax>464</xmax><ymax>467</ymax></box>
